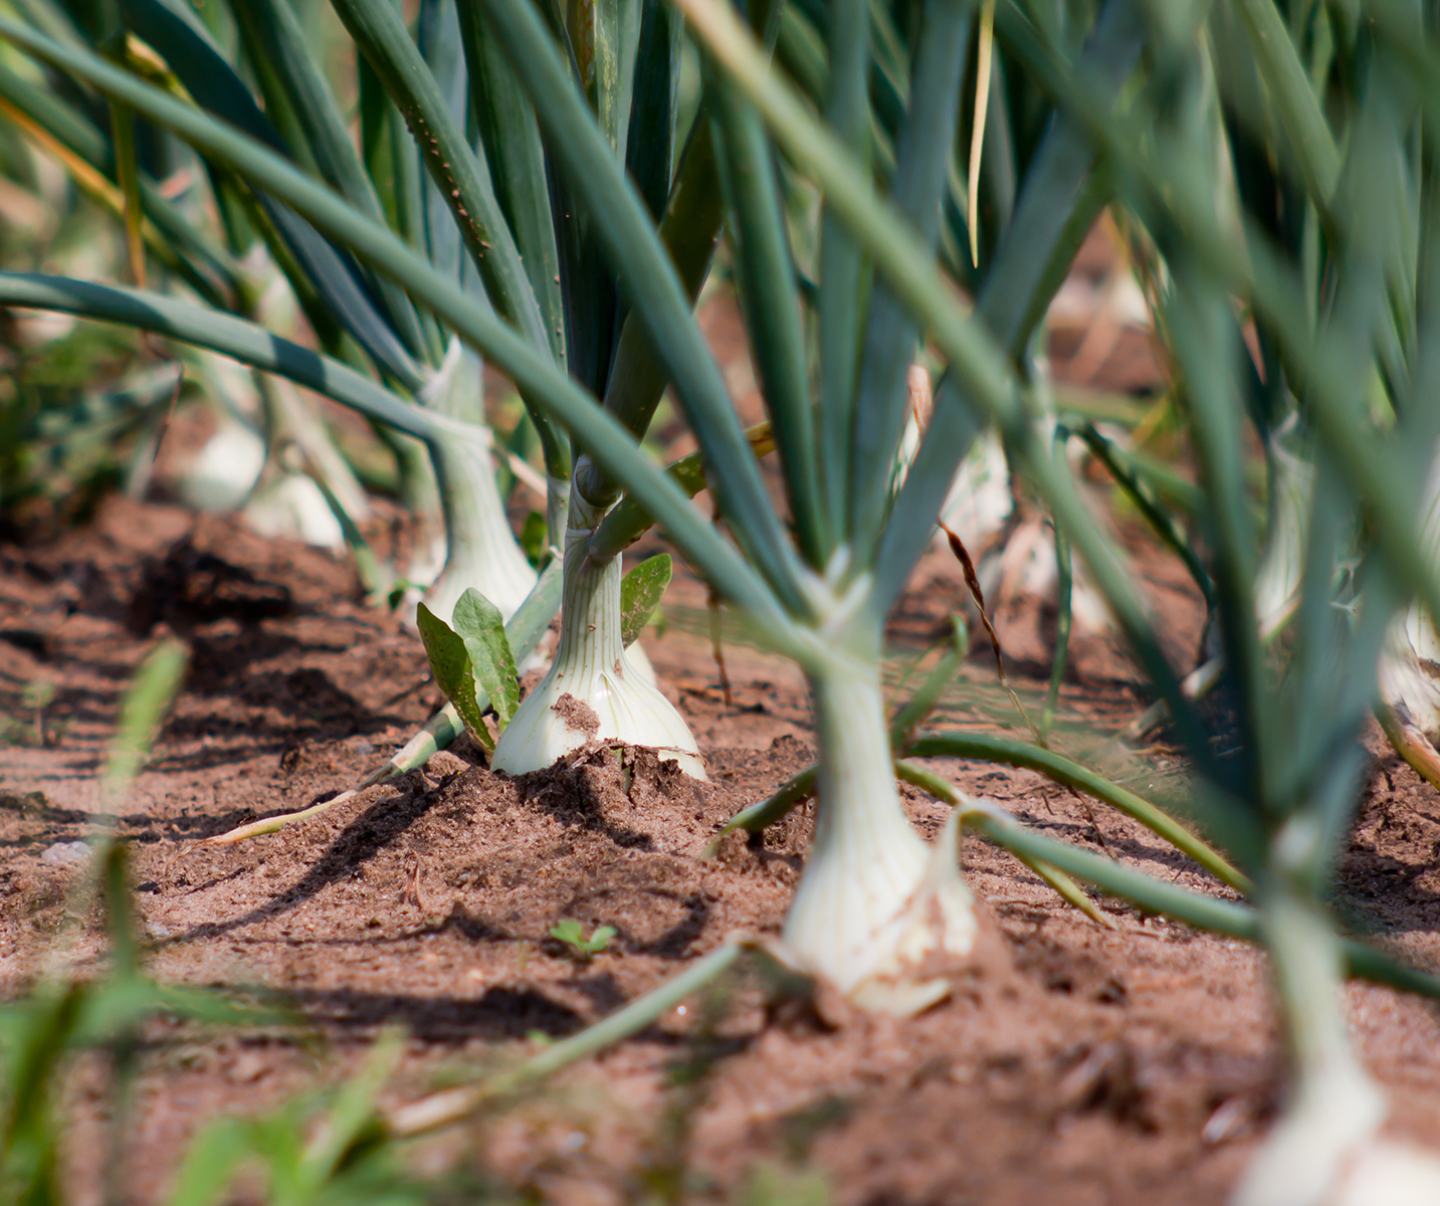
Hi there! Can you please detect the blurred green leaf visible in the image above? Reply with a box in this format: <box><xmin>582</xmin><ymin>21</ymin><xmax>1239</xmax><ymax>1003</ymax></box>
<box><xmin>520</xmin><ymin>510</ymin><xmax>548</xmax><ymax>566</ymax></box>
<box><xmin>104</xmin><ymin>637</ymin><xmax>186</xmax><ymax>793</ymax></box>
<box><xmin>619</xmin><ymin>553</ymin><xmax>672</xmax><ymax>647</ymax></box>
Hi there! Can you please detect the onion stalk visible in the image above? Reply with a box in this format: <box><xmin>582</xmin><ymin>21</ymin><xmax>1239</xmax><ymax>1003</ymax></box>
<box><xmin>411</xmin><ymin>343</ymin><xmax>536</xmax><ymax>626</ymax></box>
<box><xmin>492</xmin><ymin>492</ymin><xmax>704</xmax><ymax>778</ymax></box>
<box><xmin>1253</xmin><ymin>422</ymin><xmax>1313</xmax><ymax>632</ymax></box>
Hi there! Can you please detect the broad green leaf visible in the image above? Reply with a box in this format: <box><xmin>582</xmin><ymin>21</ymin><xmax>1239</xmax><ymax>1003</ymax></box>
<box><xmin>619</xmin><ymin>553</ymin><xmax>671</xmax><ymax>647</ymax></box>
<box><xmin>415</xmin><ymin>603</ymin><xmax>490</xmax><ymax>750</ymax></box>
<box><xmin>549</xmin><ymin>918</ymin><xmax>585</xmax><ymax>946</ymax></box>
<box><xmin>451</xmin><ymin>589</ymin><xmax>520</xmax><ymax>731</ymax></box>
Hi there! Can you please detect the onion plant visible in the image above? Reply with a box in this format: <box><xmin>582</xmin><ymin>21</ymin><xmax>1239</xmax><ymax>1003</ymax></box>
<box><xmin>286</xmin><ymin>0</ymin><xmax>734</xmax><ymax>775</ymax></box>
<box><xmin>467</xmin><ymin>0</ymin><xmax>1145</xmax><ymax>1011</ymax></box>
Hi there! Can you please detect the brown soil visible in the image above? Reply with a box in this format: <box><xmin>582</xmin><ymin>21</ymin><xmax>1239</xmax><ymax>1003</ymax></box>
<box><xmin>4</xmin><ymin>493</ymin><xmax>1440</xmax><ymax>1206</ymax></box>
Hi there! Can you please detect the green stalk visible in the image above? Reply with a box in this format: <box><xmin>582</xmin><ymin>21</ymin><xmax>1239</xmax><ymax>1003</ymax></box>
<box><xmin>586</xmin><ymin>421</ymin><xmax>775</xmax><ymax>563</ymax></box>
<box><xmin>943</xmin><ymin>792</ymin><xmax>1440</xmax><ymax>1000</ymax></box>
<box><xmin>1078</xmin><ymin>423</ymin><xmax>1213</xmax><ymax>602</ymax></box>
<box><xmin>473</xmin><ymin>0</ymin><xmax>811</xmax><ymax>617</ymax></box>
<box><xmin>705</xmin><ymin>65</ymin><xmax>827</xmax><ymax>565</ymax></box>
<box><xmin>113</xmin><ymin>0</ymin><xmax>425</xmax><ymax>387</ymax></box>
<box><xmin>0</xmin><ymin>62</ymin><xmax>238</xmax><ymax>305</ymax></box>
<box><xmin>907</xmin><ymin>730</ymin><xmax>1247</xmax><ymax>891</ymax></box>
<box><xmin>887</xmin><ymin>618</ymin><xmax>969</xmax><ymax>749</ymax></box>
<box><xmin>707</xmin><ymin>764</ymin><xmax>818</xmax><ymax>853</ymax></box>
<box><xmin>711</xmin><ymin>723</ymin><xmax>1245</xmax><ymax>893</ymax></box>
<box><xmin>1163</xmin><ymin>263</ymin><xmax>1270</xmax><ymax>801</ymax></box>
<box><xmin>1041</xmin><ymin>520</ymin><xmax>1073</xmax><ymax>743</ymax></box>
<box><xmin>673</xmin><ymin>0</ymin><xmax>1207</xmax><ymax>763</ymax></box>
<box><xmin>872</xmin><ymin>0</ymin><xmax>1143</xmax><ymax>617</ymax></box>
<box><xmin>1229</xmin><ymin>0</ymin><xmax>1341</xmax><ymax>203</ymax></box>
<box><xmin>226</xmin><ymin>0</ymin><xmax>426</xmax><ymax>356</ymax></box>
<box><xmin>326</xmin><ymin>0</ymin><xmax>545</xmax><ymax>353</ymax></box>
<box><xmin>816</xmin><ymin>0</ymin><xmax>870</xmax><ymax>543</ymax></box>
<box><xmin>324</xmin><ymin>0</ymin><xmax>570</xmax><ymax>479</ymax></box>
<box><xmin>846</xmin><ymin>0</ymin><xmax>969</xmax><ymax>564</ymax></box>
<box><xmin>573</xmin><ymin>119</ymin><xmax>725</xmax><ymax>508</ymax></box>
<box><xmin>106</xmin><ymin>84</ymin><xmax>144</xmax><ymax>285</ymax></box>
<box><xmin>456</xmin><ymin>3</ymin><xmax>564</xmax><ymax>362</ymax></box>
<box><xmin>990</xmin><ymin>3</ymin><xmax>1440</xmax><ymax>647</ymax></box>
<box><xmin>893</xmin><ymin>761</ymin><xmax>1109</xmax><ymax>927</ymax></box>
<box><xmin>0</xmin><ymin>273</ymin><xmax>470</xmax><ymax>448</ymax></box>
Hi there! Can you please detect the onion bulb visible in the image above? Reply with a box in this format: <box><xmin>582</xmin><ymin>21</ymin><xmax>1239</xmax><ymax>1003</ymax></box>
<box><xmin>781</xmin><ymin>661</ymin><xmax>976</xmax><ymax>1014</ymax></box>
<box><xmin>491</xmin><ymin>494</ymin><xmax>704</xmax><ymax>778</ymax></box>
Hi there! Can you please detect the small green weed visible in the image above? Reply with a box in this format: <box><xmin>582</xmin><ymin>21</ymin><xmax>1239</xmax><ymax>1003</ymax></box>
<box><xmin>548</xmin><ymin>919</ymin><xmax>616</xmax><ymax>960</ymax></box>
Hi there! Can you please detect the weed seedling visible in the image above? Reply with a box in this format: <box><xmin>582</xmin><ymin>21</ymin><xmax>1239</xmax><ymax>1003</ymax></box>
<box><xmin>549</xmin><ymin>919</ymin><xmax>616</xmax><ymax>961</ymax></box>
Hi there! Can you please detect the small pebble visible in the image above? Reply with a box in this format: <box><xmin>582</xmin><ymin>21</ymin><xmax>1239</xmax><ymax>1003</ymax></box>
<box><xmin>40</xmin><ymin>840</ymin><xmax>92</xmax><ymax>867</ymax></box>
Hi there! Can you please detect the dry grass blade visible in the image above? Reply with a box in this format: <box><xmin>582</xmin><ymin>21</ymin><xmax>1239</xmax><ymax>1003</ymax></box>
<box><xmin>938</xmin><ymin>517</ymin><xmax>1035</xmax><ymax>737</ymax></box>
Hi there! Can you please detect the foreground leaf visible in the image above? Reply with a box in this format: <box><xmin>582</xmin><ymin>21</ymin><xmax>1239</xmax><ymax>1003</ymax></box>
<box><xmin>452</xmin><ymin>589</ymin><xmax>520</xmax><ymax>732</ymax></box>
<box><xmin>619</xmin><ymin>553</ymin><xmax>672</xmax><ymax>647</ymax></box>
<box><xmin>415</xmin><ymin>603</ymin><xmax>490</xmax><ymax>749</ymax></box>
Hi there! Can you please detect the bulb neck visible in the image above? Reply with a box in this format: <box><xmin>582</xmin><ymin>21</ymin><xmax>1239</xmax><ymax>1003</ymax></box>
<box><xmin>416</xmin><ymin>357</ymin><xmax>534</xmax><ymax>623</ymax></box>
<box><xmin>1260</xmin><ymin>879</ymin><xmax>1374</xmax><ymax>1107</ymax></box>
<box><xmin>545</xmin><ymin>473</ymin><xmax>571</xmax><ymax>556</ymax></box>
<box><xmin>433</xmin><ymin>444</ymin><xmax>518</xmax><ymax>571</ymax></box>
<box><xmin>1232</xmin><ymin>877</ymin><xmax>1387</xmax><ymax>1206</ymax></box>
<box><xmin>808</xmin><ymin>661</ymin><xmax>918</xmax><ymax>862</ymax></box>
<box><xmin>553</xmin><ymin>493</ymin><xmax>624</xmax><ymax>679</ymax></box>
